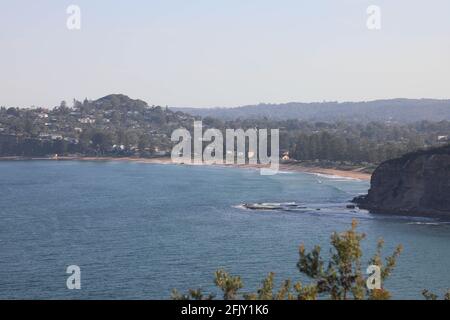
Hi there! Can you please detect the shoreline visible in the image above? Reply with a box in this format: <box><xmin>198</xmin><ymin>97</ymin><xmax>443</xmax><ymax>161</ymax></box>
<box><xmin>0</xmin><ymin>156</ymin><xmax>372</xmax><ymax>181</ymax></box>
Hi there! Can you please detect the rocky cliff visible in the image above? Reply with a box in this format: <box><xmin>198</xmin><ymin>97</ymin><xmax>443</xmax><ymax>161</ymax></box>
<box><xmin>353</xmin><ymin>145</ymin><xmax>450</xmax><ymax>216</ymax></box>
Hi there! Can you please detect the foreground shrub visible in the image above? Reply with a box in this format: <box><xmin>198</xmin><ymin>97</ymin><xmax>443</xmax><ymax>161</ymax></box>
<box><xmin>172</xmin><ymin>219</ymin><xmax>403</xmax><ymax>300</ymax></box>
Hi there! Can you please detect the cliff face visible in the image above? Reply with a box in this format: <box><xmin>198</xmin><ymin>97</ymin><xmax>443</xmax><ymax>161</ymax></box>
<box><xmin>354</xmin><ymin>145</ymin><xmax>450</xmax><ymax>216</ymax></box>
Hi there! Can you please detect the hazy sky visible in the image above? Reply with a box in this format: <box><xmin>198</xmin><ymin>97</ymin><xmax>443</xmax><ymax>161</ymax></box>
<box><xmin>1</xmin><ymin>0</ymin><xmax>450</xmax><ymax>108</ymax></box>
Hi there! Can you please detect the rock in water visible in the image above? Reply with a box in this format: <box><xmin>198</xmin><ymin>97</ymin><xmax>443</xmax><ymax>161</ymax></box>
<box><xmin>353</xmin><ymin>145</ymin><xmax>450</xmax><ymax>216</ymax></box>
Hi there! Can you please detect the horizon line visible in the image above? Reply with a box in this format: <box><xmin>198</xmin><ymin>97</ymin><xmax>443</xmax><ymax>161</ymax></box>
<box><xmin>3</xmin><ymin>95</ymin><xmax>450</xmax><ymax>110</ymax></box>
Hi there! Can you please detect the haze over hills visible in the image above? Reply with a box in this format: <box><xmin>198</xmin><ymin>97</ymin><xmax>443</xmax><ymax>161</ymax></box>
<box><xmin>172</xmin><ymin>99</ymin><xmax>450</xmax><ymax>123</ymax></box>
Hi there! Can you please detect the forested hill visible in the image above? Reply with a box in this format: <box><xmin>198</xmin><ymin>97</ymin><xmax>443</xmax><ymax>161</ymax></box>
<box><xmin>0</xmin><ymin>94</ymin><xmax>196</xmax><ymax>157</ymax></box>
<box><xmin>1</xmin><ymin>94</ymin><xmax>450</xmax><ymax>165</ymax></box>
<box><xmin>172</xmin><ymin>99</ymin><xmax>450</xmax><ymax>123</ymax></box>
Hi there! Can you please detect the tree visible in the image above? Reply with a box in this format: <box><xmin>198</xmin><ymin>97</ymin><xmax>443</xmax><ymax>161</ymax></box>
<box><xmin>172</xmin><ymin>289</ymin><xmax>215</xmax><ymax>300</ymax></box>
<box><xmin>172</xmin><ymin>220</ymin><xmax>403</xmax><ymax>300</ymax></box>
<box><xmin>138</xmin><ymin>133</ymin><xmax>152</xmax><ymax>151</ymax></box>
<box><xmin>6</xmin><ymin>107</ymin><xmax>19</xmax><ymax>117</ymax></box>
<box><xmin>91</xmin><ymin>131</ymin><xmax>113</xmax><ymax>154</ymax></box>
<box><xmin>298</xmin><ymin>220</ymin><xmax>402</xmax><ymax>300</ymax></box>
<box><xmin>422</xmin><ymin>289</ymin><xmax>450</xmax><ymax>300</ymax></box>
<box><xmin>53</xmin><ymin>139</ymin><xmax>68</xmax><ymax>155</ymax></box>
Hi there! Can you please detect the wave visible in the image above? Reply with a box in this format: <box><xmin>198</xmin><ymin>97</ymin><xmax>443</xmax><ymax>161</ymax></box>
<box><xmin>310</xmin><ymin>173</ymin><xmax>363</xmax><ymax>181</ymax></box>
<box><xmin>407</xmin><ymin>221</ymin><xmax>450</xmax><ymax>226</ymax></box>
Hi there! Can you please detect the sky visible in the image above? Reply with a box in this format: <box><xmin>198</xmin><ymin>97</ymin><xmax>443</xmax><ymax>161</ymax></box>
<box><xmin>1</xmin><ymin>0</ymin><xmax>450</xmax><ymax>108</ymax></box>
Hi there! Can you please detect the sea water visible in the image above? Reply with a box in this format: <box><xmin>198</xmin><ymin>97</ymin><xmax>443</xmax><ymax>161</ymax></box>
<box><xmin>0</xmin><ymin>161</ymin><xmax>449</xmax><ymax>299</ymax></box>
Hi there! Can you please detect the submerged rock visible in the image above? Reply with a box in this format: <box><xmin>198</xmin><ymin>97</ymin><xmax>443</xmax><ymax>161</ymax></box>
<box><xmin>242</xmin><ymin>202</ymin><xmax>306</xmax><ymax>211</ymax></box>
<box><xmin>353</xmin><ymin>145</ymin><xmax>450</xmax><ymax>216</ymax></box>
<box><xmin>243</xmin><ymin>203</ymin><xmax>284</xmax><ymax>210</ymax></box>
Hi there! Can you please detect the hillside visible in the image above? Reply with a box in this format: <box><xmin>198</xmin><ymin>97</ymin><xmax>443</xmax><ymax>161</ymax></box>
<box><xmin>353</xmin><ymin>144</ymin><xmax>450</xmax><ymax>216</ymax></box>
<box><xmin>172</xmin><ymin>99</ymin><xmax>450</xmax><ymax>123</ymax></box>
<box><xmin>0</xmin><ymin>94</ymin><xmax>196</xmax><ymax>157</ymax></box>
<box><xmin>1</xmin><ymin>95</ymin><xmax>450</xmax><ymax>164</ymax></box>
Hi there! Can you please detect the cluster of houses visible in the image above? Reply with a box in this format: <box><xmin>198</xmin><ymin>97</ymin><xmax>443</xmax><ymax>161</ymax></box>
<box><xmin>0</xmin><ymin>104</ymin><xmax>177</xmax><ymax>157</ymax></box>
<box><xmin>37</xmin><ymin>133</ymin><xmax>79</xmax><ymax>144</ymax></box>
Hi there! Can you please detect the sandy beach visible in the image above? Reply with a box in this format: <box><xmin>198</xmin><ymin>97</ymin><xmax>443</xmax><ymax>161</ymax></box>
<box><xmin>0</xmin><ymin>156</ymin><xmax>372</xmax><ymax>180</ymax></box>
<box><xmin>276</xmin><ymin>162</ymin><xmax>371</xmax><ymax>180</ymax></box>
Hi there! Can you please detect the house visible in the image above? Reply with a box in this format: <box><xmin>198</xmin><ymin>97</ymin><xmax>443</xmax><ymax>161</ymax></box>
<box><xmin>79</xmin><ymin>117</ymin><xmax>96</xmax><ymax>124</ymax></box>
<box><xmin>281</xmin><ymin>151</ymin><xmax>290</xmax><ymax>161</ymax></box>
<box><xmin>39</xmin><ymin>133</ymin><xmax>52</xmax><ymax>139</ymax></box>
<box><xmin>51</xmin><ymin>134</ymin><xmax>63</xmax><ymax>140</ymax></box>
<box><xmin>112</xmin><ymin>144</ymin><xmax>125</xmax><ymax>151</ymax></box>
<box><xmin>64</xmin><ymin>137</ymin><xmax>79</xmax><ymax>144</ymax></box>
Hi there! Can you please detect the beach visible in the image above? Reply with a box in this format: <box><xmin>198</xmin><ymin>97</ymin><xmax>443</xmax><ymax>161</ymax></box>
<box><xmin>0</xmin><ymin>156</ymin><xmax>372</xmax><ymax>180</ymax></box>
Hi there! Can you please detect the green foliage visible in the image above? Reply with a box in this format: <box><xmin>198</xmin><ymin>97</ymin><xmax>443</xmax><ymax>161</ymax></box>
<box><xmin>1</xmin><ymin>94</ymin><xmax>449</xmax><ymax>163</ymax></box>
<box><xmin>422</xmin><ymin>289</ymin><xmax>450</xmax><ymax>301</ymax></box>
<box><xmin>91</xmin><ymin>130</ymin><xmax>113</xmax><ymax>154</ymax></box>
<box><xmin>244</xmin><ymin>273</ymin><xmax>296</xmax><ymax>300</ymax></box>
<box><xmin>422</xmin><ymin>289</ymin><xmax>438</xmax><ymax>300</ymax></box>
<box><xmin>297</xmin><ymin>220</ymin><xmax>402</xmax><ymax>300</ymax></box>
<box><xmin>171</xmin><ymin>288</ymin><xmax>215</xmax><ymax>300</ymax></box>
<box><xmin>0</xmin><ymin>94</ymin><xmax>194</xmax><ymax>157</ymax></box>
<box><xmin>172</xmin><ymin>220</ymin><xmax>403</xmax><ymax>300</ymax></box>
<box><xmin>214</xmin><ymin>269</ymin><xmax>243</xmax><ymax>300</ymax></box>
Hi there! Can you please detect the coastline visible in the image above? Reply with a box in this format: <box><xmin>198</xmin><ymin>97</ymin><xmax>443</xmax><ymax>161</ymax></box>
<box><xmin>277</xmin><ymin>163</ymin><xmax>371</xmax><ymax>181</ymax></box>
<box><xmin>0</xmin><ymin>156</ymin><xmax>372</xmax><ymax>181</ymax></box>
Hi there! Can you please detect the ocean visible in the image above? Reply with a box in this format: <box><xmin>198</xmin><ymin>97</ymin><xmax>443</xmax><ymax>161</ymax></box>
<box><xmin>0</xmin><ymin>160</ymin><xmax>449</xmax><ymax>299</ymax></box>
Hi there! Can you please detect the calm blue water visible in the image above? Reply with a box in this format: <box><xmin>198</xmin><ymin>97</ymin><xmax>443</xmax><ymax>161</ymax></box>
<box><xmin>0</xmin><ymin>161</ymin><xmax>449</xmax><ymax>299</ymax></box>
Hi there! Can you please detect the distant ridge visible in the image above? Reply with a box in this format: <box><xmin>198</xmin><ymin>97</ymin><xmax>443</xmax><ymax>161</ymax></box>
<box><xmin>171</xmin><ymin>99</ymin><xmax>450</xmax><ymax>123</ymax></box>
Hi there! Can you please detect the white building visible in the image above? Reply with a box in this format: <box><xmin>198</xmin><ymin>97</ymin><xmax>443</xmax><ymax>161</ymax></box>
<box><xmin>79</xmin><ymin>118</ymin><xmax>96</xmax><ymax>124</ymax></box>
